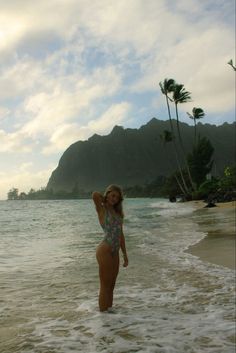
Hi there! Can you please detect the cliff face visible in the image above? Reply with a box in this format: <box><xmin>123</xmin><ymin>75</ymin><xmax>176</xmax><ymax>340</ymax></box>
<box><xmin>47</xmin><ymin>118</ymin><xmax>235</xmax><ymax>192</ymax></box>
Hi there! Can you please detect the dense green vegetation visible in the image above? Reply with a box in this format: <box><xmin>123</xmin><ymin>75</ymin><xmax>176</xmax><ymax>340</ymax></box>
<box><xmin>158</xmin><ymin>77</ymin><xmax>235</xmax><ymax>202</ymax></box>
<box><xmin>7</xmin><ymin>165</ymin><xmax>235</xmax><ymax>201</ymax></box>
<box><xmin>7</xmin><ymin>187</ymin><xmax>91</xmax><ymax>200</ymax></box>
<box><xmin>159</xmin><ymin>78</ymin><xmax>215</xmax><ymax>198</ymax></box>
<box><xmin>196</xmin><ymin>165</ymin><xmax>236</xmax><ymax>200</ymax></box>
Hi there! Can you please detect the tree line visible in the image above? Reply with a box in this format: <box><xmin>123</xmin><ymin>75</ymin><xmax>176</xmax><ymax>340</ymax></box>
<box><xmin>7</xmin><ymin>186</ymin><xmax>91</xmax><ymax>200</ymax></box>
<box><xmin>7</xmin><ymin>164</ymin><xmax>235</xmax><ymax>201</ymax></box>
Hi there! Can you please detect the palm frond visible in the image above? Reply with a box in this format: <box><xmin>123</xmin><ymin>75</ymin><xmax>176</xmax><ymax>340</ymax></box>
<box><xmin>172</xmin><ymin>84</ymin><xmax>191</xmax><ymax>104</ymax></box>
<box><xmin>187</xmin><ymin>112</ymin><xmax>194</xmax><ymax>119</ymax></box>
<box><xmin>192</xmin><ymin>107</ymin><xmax>205</xmax><ymax>119</ymax></box>
<box><xmin>227</xmin><ymin>59</ymin><xmax>236</xmax><ymax>71</ymax></box>
<box><xmin>159</xmin><ymin>78</ymin><xmax>176</xmax><ymax>95</ymax></box>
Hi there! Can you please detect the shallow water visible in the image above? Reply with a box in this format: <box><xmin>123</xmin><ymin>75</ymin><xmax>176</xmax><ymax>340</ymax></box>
<box><xmin>0</xmin><ymin>199</ymin><xmax>235</xmax><ymax>353</ymax></box>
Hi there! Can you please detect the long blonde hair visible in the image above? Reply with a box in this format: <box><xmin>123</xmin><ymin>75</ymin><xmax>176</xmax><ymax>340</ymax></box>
<box><xmin>104</xmin><ymin>184</ymin><xmax>124</xmax><ymax>218</ymax></box>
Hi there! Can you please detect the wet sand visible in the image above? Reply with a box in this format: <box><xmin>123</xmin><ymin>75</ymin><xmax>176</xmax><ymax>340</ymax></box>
<box><xmin>186</xmin><ymin>201</ymin><xmax>235</xmax><ymax>270</ymax></box>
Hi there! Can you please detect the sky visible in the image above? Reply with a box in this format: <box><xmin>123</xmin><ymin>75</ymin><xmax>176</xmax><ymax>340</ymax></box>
<box><xmin>0</xmin><ymin>0</ymin><xmax>235</xmax><ymax>199</ymax></box>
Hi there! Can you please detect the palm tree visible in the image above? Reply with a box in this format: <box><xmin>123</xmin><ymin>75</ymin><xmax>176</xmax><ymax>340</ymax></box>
<box><xmin>171</xmin><ymin>83</ymin><xmax>196</xmax><ymax>191</ymax></box>
<box><xmin>227</xmin><ymin>59</ymin><xmax>236</xmax><ymax>71</ymax></box>
<box><xmin>172</xmin><ymin>84</ymin><xmax>191</xmax><ymax>145</ymax></box>
<box><xmin>159</xmin><ymin>79</ymin><xmax>175</xmax><ymax>131</ymax></box>
<box><xmin>159</xmin><ymin>79</ymin><xmax>190</xmax><ymax>195</ymax></box>
<box><xmin>187</xmin><ymin>107</ymin><xmax>205</xmax><ymax>144</ymax></box>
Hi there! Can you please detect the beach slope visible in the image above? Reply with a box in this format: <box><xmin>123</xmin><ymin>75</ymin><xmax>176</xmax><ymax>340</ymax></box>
<box><xmin>186</xmin><ymin>201</ymin><xmax>235</xmax><ymax>270</ymax></box>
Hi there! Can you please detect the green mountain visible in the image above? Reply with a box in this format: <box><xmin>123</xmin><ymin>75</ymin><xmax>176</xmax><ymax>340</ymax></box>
<box><xmin>47</xmin><ymin>118</ymin><xmax>235</xmax><ymax>192</ymax></box>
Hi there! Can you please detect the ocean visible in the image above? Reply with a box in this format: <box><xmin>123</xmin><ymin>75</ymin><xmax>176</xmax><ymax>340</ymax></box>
<box><xmin>0</xmin><ymin>198</ymin><xmax>235</xmax><ymax>353</ymax></box>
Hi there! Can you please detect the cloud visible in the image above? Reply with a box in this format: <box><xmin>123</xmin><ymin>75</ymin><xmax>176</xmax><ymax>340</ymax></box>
<box><xmin>77</xmin><ymin>0</ymin><xmax>168</xmax><ymax>55</ymax></box>
<box><xmin>132</xmin><ymin>26</ymin><xmax>235</xmax><ymax>114</ymax></box>
<box><xmin>0</xmin><ymin>1</ymin><xmax>187</xmax><ymax>63</ymax></box>
<box><xmin>19</xmin><ymin>162</ymin><xmax>33</xmax><ymax>172</ymax></box>
<box><xmin>186</xmin><ymin>56</ymin><xmax>235</xmax><ymax>113</ymax></box>
<box><xmin>0</xmin><ymin>0</ymin><xmax>235</xmax><ymax>197</ymax></box>
<box><xmin>1</xmin><ymin>1</ymin><xmax>234</xmax><ymax>122</ymax></box>
<box><xmin>0</xmin><ymin>58</ymin><xmax>44</xmax><ymax>101</ymax></box>
<box><xmin>21</xmin><ymin>65</ymin><xmax>123</xmax><ymax>136</ymax></box>
<box><xmin>43</xmin><ymin>102</ymin><xmax>131</xmax><ymax>154</ymax></box>
<box><xmin>42</xmin><ymin>123</ymin><xmax>88</xmax><ymax>155</ymax></box>
<box><xmin>0</xmin><ymin>106</ymin><xmax>10</xmax><ymax>120</ymax></box>
<box><xmin>88</xmin><ymin>102</ymin><xmax>131</xmax><ymax>132</ymax></box>
<box><xmin>0</xmin><ymin>129</ymin><xmax>33</xmax><ymax>153</ymax></box>
<box><xmin>0</xmin><ymin>62</ymin><xmax>123</xmax><ymax>153</ymax></box>
<box><xmin>0</xmin><ymin>1</ymin><xmax>75</xmax><ymax>56</ymax></box>
<box><xmin>0</xmin><ymin>165</ymin><xmax>53</xmax><ymax>200</ymax></box>
<box><xmin>0</xmin><ymin>10</ymin><xmax>28</xmax><ymax>53</ymax></box>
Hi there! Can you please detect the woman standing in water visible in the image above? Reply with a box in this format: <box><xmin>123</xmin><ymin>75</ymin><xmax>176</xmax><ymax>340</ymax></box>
<box><xmin>92</xmin><ymin>185</ymin><xmax>128</xmax><ymax>312</ymax></box>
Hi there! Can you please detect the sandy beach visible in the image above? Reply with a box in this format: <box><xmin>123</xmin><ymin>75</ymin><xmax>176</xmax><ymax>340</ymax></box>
<box><xmin>186</xmin><ymin>200</ymin><xmax>235</xmax><ymax>270</ymax></box>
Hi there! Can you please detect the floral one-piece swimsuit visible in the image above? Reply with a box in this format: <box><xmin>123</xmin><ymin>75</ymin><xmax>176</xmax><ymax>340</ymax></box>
<box><xmin>101</xmin><ymin>209</ymin><xmax>122</xmax><ymax>256</ymax></box>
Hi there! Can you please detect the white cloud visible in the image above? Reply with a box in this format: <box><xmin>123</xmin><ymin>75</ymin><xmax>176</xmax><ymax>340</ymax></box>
<box><xmin>0</xmin><ymin>11</ymin><xmax>28</xmax><ymax>53</ymax></box>
<box><xmin>0</xmin><ymin>58</ymin><xmax>43</xmax><ymax>100</ymax></box>
<box><xmin>1</xmin><ymin>1</ymin><xmax>234</xmax><ymax>119</ymax></box>
<box><xmin>77</xmin><ymin>0</ymin><xmax>167</xmax><ymax>55</ymax></box>
<box><xmin>0</xmin><ymin>129</ymin><xmax>33</xmax><ymax>153</ymax></box>
<box><xmin>19</xmin><ymin>162</ymin><xmax>33</xmax><ymax>172</ymax></box>
<box><xmin>88</xmin><ymin>102</ymin><xmax>131</xmax><ymax>132</ymax></box>
<box><xmin>0</xmin><ymin>165</ymin><xmax>53</xmax><ymax>200</ymax></box>
<box><xmin>0</xmin><ymin>106</ymin><xmax>10</xmax><ymax>120</ymax></box>
<box><xmin>0</xmin><ymin>0</ymin><xmax>234</xmax><ymax>196</ymax></box>
<box><xmin>20</xmin><ymin>65</ymin><xmax>122</xmax><ymax>137</ymax></box>
<box><xmin>186</xmin><ymin>57</ymin><xmax>235</xmax><ymax>113</ymax></box>
<box><xmin>43</xmin><ymin>102</ymin><xmax>131</xmax><ymax>154</ymax></box>
<box><xmin>132</xmin><ymin>26</ymin><xmax>235</xmax><ymax>114</ymax></box>
<box><xmin>0</xmin><ymin>0</ymin><xmax>184</xmax><ymax>61</ymax></box>
<box><xmin>0</xmin><ymin>2</ymin><xmax>76</xmax><ymax>56</ymax></box>
<box><xmin>0</xmin><ymin>63</ymin><xmax>123</xmax><ymax>153</ymax></box>
<box><xmin>42</xmin><ymin>123</ymin><xmax>88</xmax><ymax>155</ymax></box>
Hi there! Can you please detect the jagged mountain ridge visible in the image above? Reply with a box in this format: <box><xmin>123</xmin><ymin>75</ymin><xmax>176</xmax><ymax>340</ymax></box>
<box><xmin>47</xmin><ymin>118</ymin><xmax>235</xmax><ymax>192</ymax></box>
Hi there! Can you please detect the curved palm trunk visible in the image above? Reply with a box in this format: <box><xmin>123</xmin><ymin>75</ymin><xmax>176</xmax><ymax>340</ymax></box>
<box><xmin>165</xmin><ymin>96</ymin><xmax>189</xmax><ymax>195</ymax></box>
<box><xmin>194</xmin><ymin>119</ymin><xmax>197</xmax><ymax>145</ymax></box>
<box><xmin>172</xmin><ymin>142</ymin><xmax>190</xmax><ymax>195</ymax></box>
<box><xmin>174</xmin><ymin>173</ymin><xmax>186</xmax><ymax>195</ymax></box>
<box><xmin>165</xmin><ymin>95</ymin><xmax>174</xmax><ymax>132</ymax></box>
<box><xmin>161</xmin><ymin>138</ymin><xmax>186</xmax><ymax>195</ymax></box>
<box><xmin>175</xmin><ymin>104</ymin><xmax>196</xmax><ymax>192</ymax></box>
<box><xmin>175</xmin><ymin>103</ymin><xmax>184</xmax><ymax>148</ymax></box>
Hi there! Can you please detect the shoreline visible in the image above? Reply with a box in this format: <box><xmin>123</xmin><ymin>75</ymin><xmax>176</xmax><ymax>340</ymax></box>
<box><xmin>184</xmin><ymin>200</ymin><xmax>235</xmax><ymax>270</ymax></box>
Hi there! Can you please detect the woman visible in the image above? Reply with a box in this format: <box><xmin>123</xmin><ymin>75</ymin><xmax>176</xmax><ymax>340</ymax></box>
<box><xmin>92</xmin><ymin>185</ymin><xmax>128</xmax><ymax>312</ymax></box>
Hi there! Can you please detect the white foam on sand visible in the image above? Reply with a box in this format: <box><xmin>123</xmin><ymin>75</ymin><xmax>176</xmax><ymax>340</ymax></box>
<box><xmin>25</xmin><ymin>277</ymin><xmax>235</xmax><ymax>353</ymax></box>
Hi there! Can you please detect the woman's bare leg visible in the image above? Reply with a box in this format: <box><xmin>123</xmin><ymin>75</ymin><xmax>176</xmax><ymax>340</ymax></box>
<box><xmin>108</xmin><ymin>254</ymin><xmax>119</xmax><ymax>308</ymax></box>
<box><xmin>96</xmin><ymin>243</ymin><xmax>119</xmax><ymax>311</ymax></box>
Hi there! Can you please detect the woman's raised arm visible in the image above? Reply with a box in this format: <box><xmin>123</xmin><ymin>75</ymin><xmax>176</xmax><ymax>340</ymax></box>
<box><xmin>92</xmin><ymin>191</ymin><xmax>105</xmax><ymax>213</ymax></box>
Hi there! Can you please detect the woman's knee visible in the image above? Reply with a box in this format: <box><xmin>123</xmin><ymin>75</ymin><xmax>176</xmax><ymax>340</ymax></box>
<box><xmin>100</xmin><ymin>278</ymin><xmax>114</xmax><ymax>291</ymax></box>
<box><xmin>101</xmin><ymin>273</ymin><xmax>117</xmax><ymax>292</ymax></box>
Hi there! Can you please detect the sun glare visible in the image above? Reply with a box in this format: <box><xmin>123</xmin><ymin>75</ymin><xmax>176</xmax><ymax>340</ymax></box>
<box><xmin>0</xmin><ymin>17</ymin><xmax>26</xmax><ymax>49</ymax></box>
